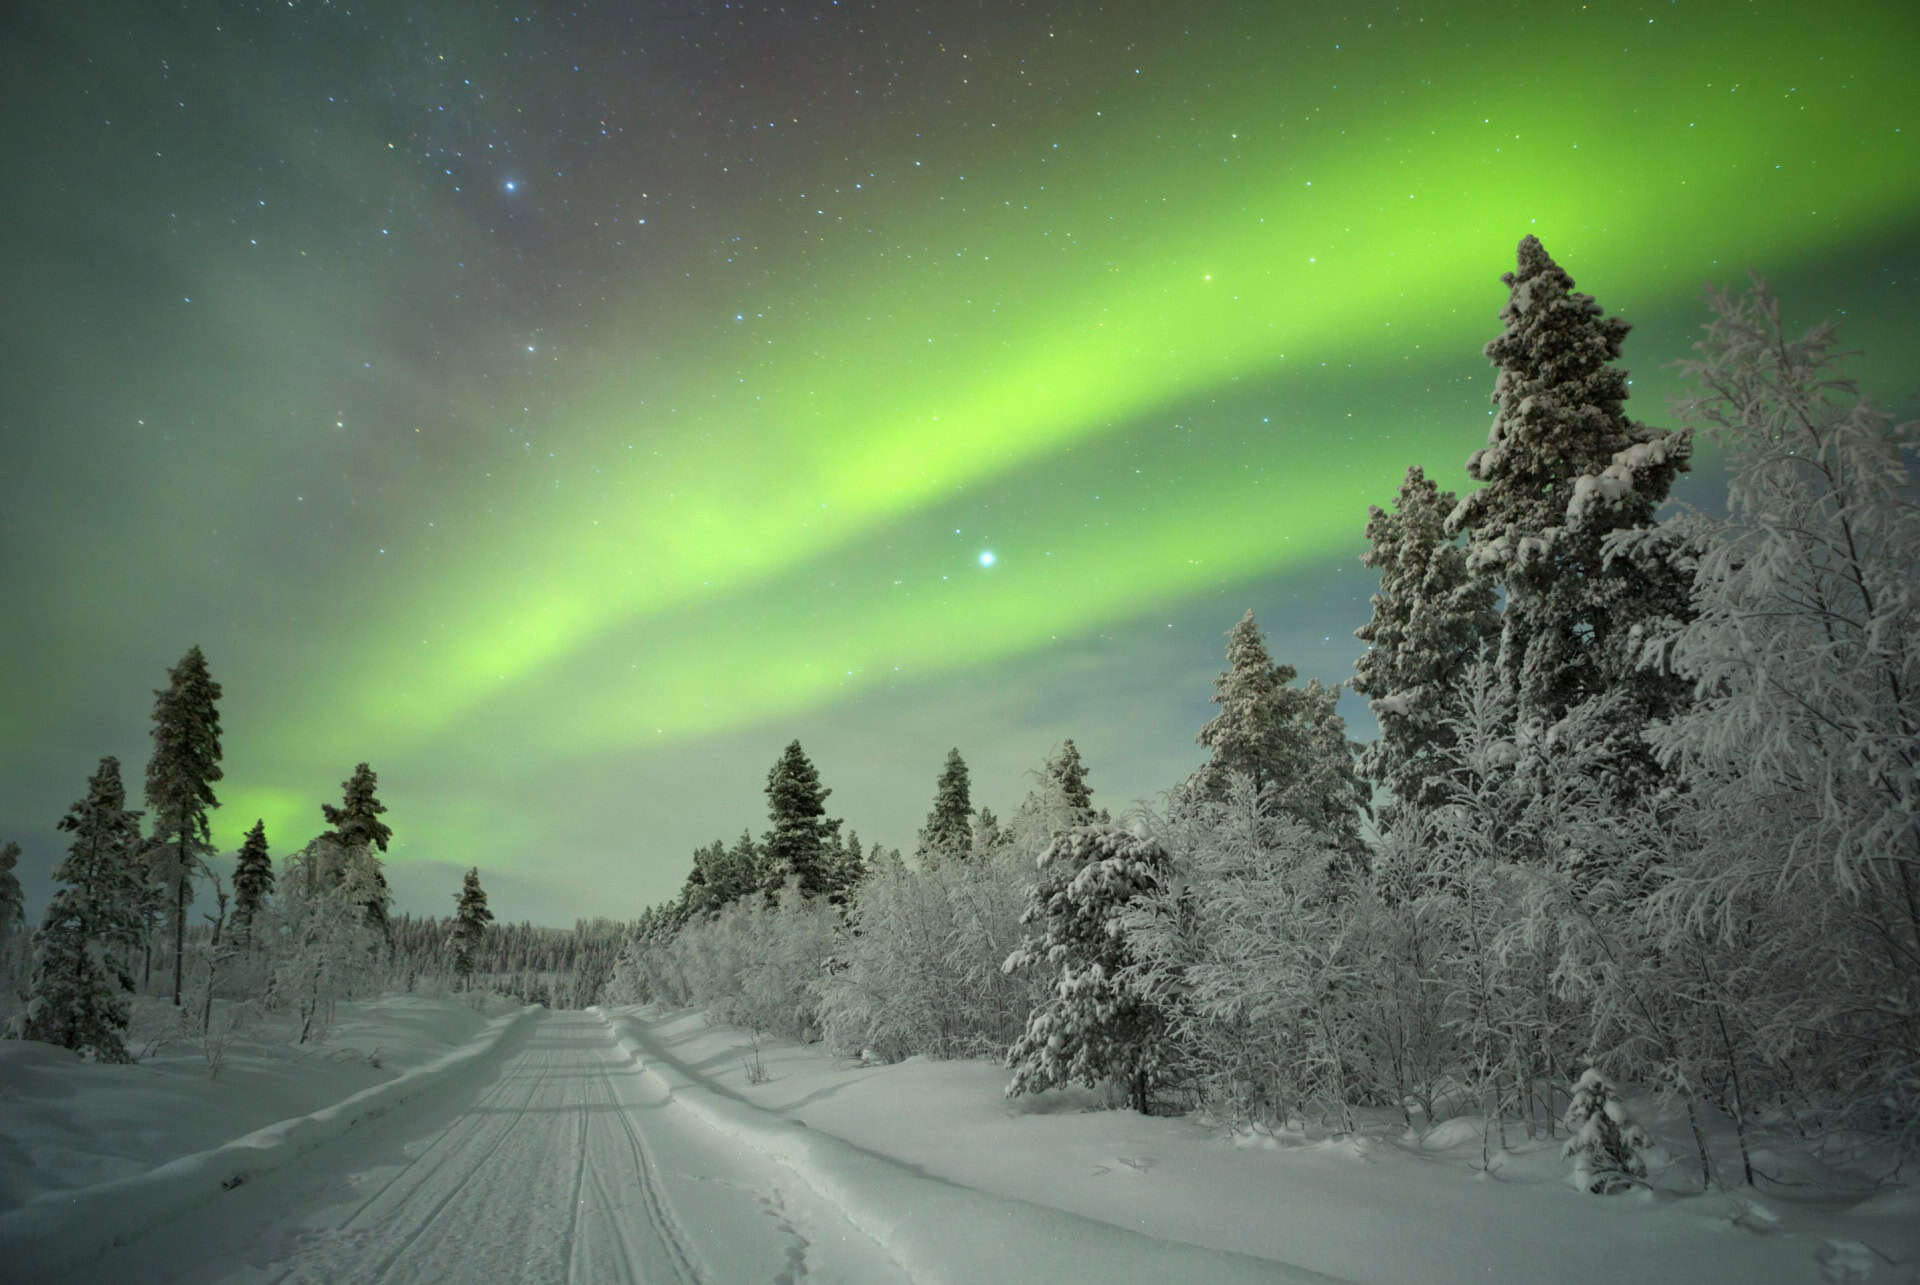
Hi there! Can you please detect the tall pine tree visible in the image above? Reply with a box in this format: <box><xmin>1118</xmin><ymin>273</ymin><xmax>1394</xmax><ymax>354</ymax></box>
<box><xmin>449</xmin><ymin>868</ymin><xmax>494</xmax><ymax>984</ymax></box>
<box><xmin>1045</xmin><ymin>740</ymin><xmax>1096</xmax><ymax>823</ymax></box>
<box><xmin>1353</xmin><ymin>468</ymin><xmax>1499</xmax><ymax>814</ymax></box>
<box><xmin>916</xmin><ymin>748</ymin><xmax>975</xmax><ymax>865</ymax></box>
<box><xmin>146</xmin><ymin>645</ymin><xmax>223</xmax><ymax>1006</ymax></box>
<box><xmin>1197</xmin><ymin>611</ymin><xmax>1367</xmax><ymax>848</ymax></box>
<box><xmin>1446</xmin><ymin>237</ymin><xmax>1691</xmax><ymax>744</ymax></box>
<box><xmin>761</xmin><ymin>741</ymin><xmax>841</xmax><ymax>900</ymax></box>
<box><xmin>231</xmin><ymin>820</ymin><xmax>274</xmax><ymax>951</ymax></box>
<box><xmin>322</xmin><ymin>763</ymin><xmax>394</xmax><ymax>942</ymax></box>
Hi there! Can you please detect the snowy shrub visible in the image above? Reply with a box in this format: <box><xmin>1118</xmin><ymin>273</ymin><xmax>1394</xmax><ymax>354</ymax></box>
<box><xmin>638</xmin><ymin>884</ymin><xmax>838</xmax><ymax>1041</ymax></box>
<box><xmin>1562</xmin><ymin>1068</ymin><xmax>1651</xmax><ymax>1193</ymax></box>
<box><xmin>1125</xmin><ymin>778</ymin><xmax>1371</xmax><ymax>1132</ymax></box>
<box><xmin>262</xmin><ymin>839</ymin><xmax>387</xmax><ymax>1043</ymax></box>
<box><xmin>817</xmin><ymin>840</ymin><xmax>1042</xmax><ymax>1062</ymax></box>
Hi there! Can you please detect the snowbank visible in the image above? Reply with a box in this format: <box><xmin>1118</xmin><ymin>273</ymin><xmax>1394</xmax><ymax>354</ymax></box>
<box><xmin>600</xmin><ymin>1006</ymin><xmax>1920</xmax><ymax>1285</ymax></box>
<box><xmin>594</xmin><ymin>1006</ymin><xmax>1336</xmax><ymax>1284</ymax></box>
<box><xmin>0</xmin><ymin>994</ymin><xmax>538</xmax><ymax>1279</ymax></box>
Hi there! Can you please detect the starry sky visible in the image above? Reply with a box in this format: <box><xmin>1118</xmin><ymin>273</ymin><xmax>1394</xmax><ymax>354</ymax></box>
<box><xmin>3</xmin><ymin>1</ymin><xmax>1916</xmax><ymax>926</ymax></box>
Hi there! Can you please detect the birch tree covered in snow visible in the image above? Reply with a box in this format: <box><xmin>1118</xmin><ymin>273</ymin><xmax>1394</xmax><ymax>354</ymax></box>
<box><xmin>269</xmin><ymin>838</ymin><xmax>388</xmax><ymax>1043</ymax></box>
<box><xmin>1631</xmin><ymin>280</ymin><xmax>1920</xmax><ymax>1143</ymax></box>
<box><xmin>1124</xmin><ymin>776</ymin><xmax>1367</xmax><ymax>1131</ymax></box>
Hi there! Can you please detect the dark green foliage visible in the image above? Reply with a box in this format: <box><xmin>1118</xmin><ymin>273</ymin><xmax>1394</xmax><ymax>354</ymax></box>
<box><xmin>681</xmin><ymin>831</ymin><xmax>763</xmax><ymax>916</ymax></box>
<box><xmin>323</xmin><ymin>762</ymin><xmax>393</xmax><ymax>852</ymax></box>
<box><xmin>18</xmin><ymin>758</ymin><xmax>146</xmax><ymax>1060</ymax></box>
<box><xmin>146</xmin><ymin>645</ymin><xmax>224</xmax><ymax>1005</ymax></box>
<box><xmin>0</xmin><ymin>840</ymin><xmax>24</xmax><ymax>955</ymax></box>
<box><xmin>322</xmin><ymin>763</ymin><xmax>394</xmax><ymax>941</ymax></box>
<box><xmin>1353</xmin><ymin>468</ymin><xmax>1499</xmax><ymax>815</ymax></box>
<box><xmin>1447</xmin><ymin>236</ymin><xmax>1692</xmax><ymax>735</ymax></box>
<box><xmin>19</xmin><ymin>901</ymin><xmax>132</xmax><ymax>1062</ymax></box>
<box><xmin>1004</xmin><ymin>824</ymin><xmax>1174</xmax><ymax>1113</ymax></box>
<box><xmin>970</xmin><ymin>806</ymin><xmax>1006</xmax><ymax>860</ymax></box>
<box><xmin>916</xmin><ymin>748</ymin><xmax>974</xmax><ymax>865</ymax></box>
<box><xmin>449</xmin><ymin>868</ymin><xmax>494</xmax><ymax>979</ymax></box>
<box><xmin>761</xmin><ymin>741</ymin><xmax>842</xmax><ymax>900</ymax></box>
<box><xmin>1045</xmin><ymin>740</ymin><xmax>1096</xmax><ymax>825</ymax></box>
<box><xmin>827</xmin><ymin>829</ymin><xmax>866</xmax><ymax>902</ymax></box>
<box><xmin>231</xmin><ymin>820</ymin><xmax>274</xmax><ymax>949</ymax></box>
<box><xmin>54</xmin><ymin>758</ymin><xmax>147</xmax><ymax>956</ymax></box>
<box><xmin>1196</xmin><ymin>612</ymin><xmax>1367</xmax><ymax>851</ymax></box>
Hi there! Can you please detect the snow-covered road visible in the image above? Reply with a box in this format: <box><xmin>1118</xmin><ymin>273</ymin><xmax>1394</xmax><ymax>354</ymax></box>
<box><xmin>55</xmin><ymin>1010</ymin><xmax>908</xmax><ymax>1283</ymax></box>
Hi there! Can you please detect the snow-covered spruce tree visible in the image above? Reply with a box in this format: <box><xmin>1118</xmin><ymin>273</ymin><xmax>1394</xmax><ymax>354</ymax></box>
<box><xmin>449</xmin><ymin>867</ymin><xmax>494</xmax><ymax>985</ymax></box>
<box><xmin>1353</xmin><ymin>467</ymin><xmax>1498</xmax><ymax>816</ymax></box>
<box><xmin>681</xmin><ymin>832</ymin><xmax>764</xmax><ymax>917</ymax></box>
<box><xmin>1634</xmin><ymin>280</ymin><xmax>1920</xmax><ymax>1145</ymax></box>
<box><xmin>1004</xmin><ymin>824</ymin><xmax>1173</xmax><ymax>1113</ymax></box>
<box><xmin>146</xmin><ymin>645</ymin><xmax>224</xmax><ymax>1006</ymax></box>
<box><xmin>1561</xmin><ymin>1067</ymin><xmax>1651</xmax><ymax>1193</ymax></box>
<box><xmin>321</xmin><ymin>763</ymin><xmax>393</xmax><ymax>943</ymax></box>
<box><xmin>230</xmin><ymin>820</ymin><xmax>273</xmax><ymax>952</ymax></box>
<box><xmin>761</xmin><ymin>740</ymin><xmax>842</xmax><ymax>901</ymax></box>
<box><xmin>1197</xmin><ymin>612</ymin><xmax>1367</xmax><ymax>854</ymax></box>
<box><xmin>679</xmin><ymin>839</ymin><xmax>724</xmax><ymax>916</ymax></box>
<box><xmin>721</xmin><ymin>831</ymin><xmax>761</xmax><ymax>904</ymax></box>
<box><xmin>916</xmin><ymin>748</ymin><xmax>975</xmax><ymax>866</ymax></box>
<box><xmin>971</xmin><ymin>806</ymin><xmax>1007</xmax><ymax>860</ymax></box>
<box><xmin>831</xmin><ymin>829</ymin><xmax>867</xmax><ymax>901</ymax></box>
<box><xmin>16</xmin><ymin>758</ymin><xmax>148</xmax><ymax>1059</ymax></box>
<box><xmin>1002</xmin><ymin>740</ymin><xmax>1102</xmax><ymax>869</ymax></box>
<box><xmin>1447</xmin><ymin>237</ymin><xmax>1693</xmax><ymax>784</ymax></box>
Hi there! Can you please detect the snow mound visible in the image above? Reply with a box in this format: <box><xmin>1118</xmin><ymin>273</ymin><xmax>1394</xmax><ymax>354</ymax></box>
<box><xmin>594</xmin><ymin>1006</ymin><xmax>1337</xmax><ymax>1284</ymax></box>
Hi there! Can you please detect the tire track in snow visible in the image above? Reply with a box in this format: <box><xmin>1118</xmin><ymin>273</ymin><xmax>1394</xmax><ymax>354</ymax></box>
<box><xmin>559</xmin><ymin>1090</ymin><xmax>590</xmax><ymax>1283</ymax></box>
<box><xmin>278</xmin><ymin>1029</ymin><xmax>567</xmax><ymax>1283</ymax></box>
<box><xmin>594</xmin><ymin>1029</ymin><xmax>703</xmax><ymax>1285</ymax></box>
<box><xmin>327</xmin><ymin>1024</ymin><xmax>538</xmax><ymax>1231</ymax></box>
<box><xmin>362</xmin><ymin>1034</ymin><xmax>567</xmax><ymax>1283</ymax></box>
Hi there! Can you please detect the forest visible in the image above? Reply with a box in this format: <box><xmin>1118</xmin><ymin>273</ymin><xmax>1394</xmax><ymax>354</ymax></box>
<box><xmin>6</xmin><ymin>237</ymin><xmax>1915</xmax><ymax>1197</ymax></box>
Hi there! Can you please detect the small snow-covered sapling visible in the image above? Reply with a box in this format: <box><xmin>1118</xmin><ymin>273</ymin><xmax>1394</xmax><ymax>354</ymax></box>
<box><xmin>1562</xmin><ymin>1067</ymin><xmax>1651</xmax><ymax>1194</ymax></box>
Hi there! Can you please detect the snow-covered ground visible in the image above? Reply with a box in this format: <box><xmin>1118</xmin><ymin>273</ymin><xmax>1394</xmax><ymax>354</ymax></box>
<box><xmin>0</xmin><ymin>991</ymin><xmax>527</xmax><ymax>1211</ymax></box>
<box><xmin>2</xmin><ymin>995</ymin><xmax>1913</xmax><ymax>1282</ymax></box>
<box><xmin>604</xmin><ymin>1007</ymin><xmax>1918</xmax><ymax>1284</ymax></box>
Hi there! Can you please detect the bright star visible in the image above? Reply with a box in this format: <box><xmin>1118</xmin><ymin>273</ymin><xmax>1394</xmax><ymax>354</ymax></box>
<box><xmin>978</xmin><ymin>550</ymin><xmax>996</xmax><ymax>567</ymax></box>
<box><xmin>503</xmin><ymin>179</ymin><xmax>518</xmax><ymax>193</ymax></box>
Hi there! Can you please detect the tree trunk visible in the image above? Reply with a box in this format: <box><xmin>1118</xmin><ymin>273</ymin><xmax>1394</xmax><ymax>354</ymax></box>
<box><xmin>172</xmin><ymin>844</ymin><xmax>187</xmax><ymax>1006</ymax></box>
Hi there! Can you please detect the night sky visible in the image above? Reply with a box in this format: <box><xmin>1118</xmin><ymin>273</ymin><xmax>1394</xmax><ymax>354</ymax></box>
<box><xmin>3</xmin><ymin>1</ymin><xmax>1916</xmax><ymax>925</ymax></box>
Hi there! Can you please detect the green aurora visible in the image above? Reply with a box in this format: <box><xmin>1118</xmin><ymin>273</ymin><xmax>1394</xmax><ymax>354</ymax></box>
<box><xmin>3</xmin><ymin>1</ymin><xmax>1916</xmax><ymax>921</ymax></box>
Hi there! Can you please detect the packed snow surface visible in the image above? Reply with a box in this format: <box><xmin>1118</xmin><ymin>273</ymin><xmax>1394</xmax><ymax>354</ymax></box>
<box><xmin>2</xmin><ymin>996</ymin><xmax>1914</xmax><ymax>1282</ymax></box>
